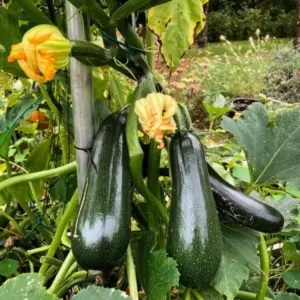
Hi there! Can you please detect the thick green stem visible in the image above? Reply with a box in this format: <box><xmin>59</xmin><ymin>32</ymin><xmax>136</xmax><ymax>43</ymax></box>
<box><xmin>145</xmin><ymin>28</ymin><xmax>155</xmax><ymax>71</ymax></box>
<box><xmin>48</xmin><ymin>251</ymin><xmax>75</xmax><ymax>294</ymax></box>
<box><xmin>256</xmin><ymin>233</ymin><xmax>270</xmax><ymax>300</ymax></box>
<box><xmin>147</xmin><ymin>141</ymin><xmax>161</xmax><ymax>230</ymax></box>
<box><xmin>27</xmin><ymin>245</ymin><xmax>50</xmax><ymax>256</ymax></box>
<box><xmin>6</xmin><ymin>159</ymin><xmax>11</xmax><ymax>178</ymax></box>
<box><xmin>191</xmin><ymin>289</ymin><xmax>204</xmax><ymax>300</ymax></box>
<box><xmin>16</xmin><ymin>0</ymin><xmax>52</xmax><ymax>25</ymax></box>
<box><xmin>266</xmin><ymin>236</ymin><xmax>284</xmax><ymax>246</ymax></box>
<box><xmin>126</xmin><ymin>245</ymin><xmax>138</xmax><ymax>300</ymax></box>
<box><xmin>39</xmin><ymin>189</ymin><xmax>78</xmax><ymax>276</ymax></box>
<box><xmin>0</xmin><ymin>161</ymin><xmax>76</xmax><ymax>192</ymax></box>
<box><xmin>13</xmin><ymin>247</ymin><xmax>40</xmax><ymax>265</ymax></box>
<box><xmin>64</xmin><ymin>261</ymin><xmax>79</xmax><ymax>280</ymax></box>
<box><xmin>0</xmin><ymin>210</ymin><xmax>23</xmax><ymax>234</ymax></box>
<box><xmin>40</xmin><ymin>256</ymin><xmax>63</xmax><ymax>267</ymax></box>
<box><xmin>184</xmin><ymin>288</ymin><xmax>192</xmax><ymax>300</ymax></box>
<box><xmin>237</xmin><ymin>291</ymin><xmax>272</xmax><ymax>300</ymax></box>
<box><xmin>44</xmin><ymin>265</ymin><xmax>59</xmax><ymax>283</ymax></box>
<box><xmin>56</xmin><ymin>275</ymin><xmax>97</xmax><ymax>298</ymax></box>
<box><xmin>66</xmin><ymin>270</ymin><xmax>87</xmax><ymax>282</ymax></box>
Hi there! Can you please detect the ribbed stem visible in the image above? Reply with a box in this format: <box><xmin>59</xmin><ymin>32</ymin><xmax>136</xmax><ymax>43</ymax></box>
<box><xmin>256</xmin><ymin>233</ymin><xmax>270</xmax><ymax>300</ymax></box>
<box><xmin>48</xmin><ymin>251</ymin><xmax>75</xmax><ymax>294</ymax></box>
<box><xmin>39</xmin><ymin>190</ymin><xmax>78</xmax><ymax>276</ymax></box>
<box><xmin>126</xmin><ymin>245</ymin><xmax>138</xmax><ymax>300</ymax></box>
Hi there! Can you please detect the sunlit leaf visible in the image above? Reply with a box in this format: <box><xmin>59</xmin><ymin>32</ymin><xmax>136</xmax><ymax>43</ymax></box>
<box><xmin>148</xmin><ymin>0</ymin><xmax>206</xmax><ymax>69</ymax></box>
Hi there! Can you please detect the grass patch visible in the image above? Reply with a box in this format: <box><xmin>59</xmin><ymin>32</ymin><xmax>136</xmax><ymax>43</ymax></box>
<box><xmin>184</xmin><ymin>38</ymin><xmax>292</xmax><ymax>58</ymax></box>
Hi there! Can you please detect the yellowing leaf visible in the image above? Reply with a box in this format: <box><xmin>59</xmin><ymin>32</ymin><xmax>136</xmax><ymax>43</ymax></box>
<box><xmin>148</xmin><ymin>0</ymin><xmax>206</xmax><ymax>69</ymax></box>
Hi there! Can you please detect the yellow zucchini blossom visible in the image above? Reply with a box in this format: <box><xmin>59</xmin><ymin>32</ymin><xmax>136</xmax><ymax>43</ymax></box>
<box><xmin>8</xmin><ymin>24</ymin><xmax>71</xmax><ymax>82</ymax></box>
<box><xmin>135</xmin><ymin>93</ymin><xmax>178</xmax><ymax>149</ymax></box>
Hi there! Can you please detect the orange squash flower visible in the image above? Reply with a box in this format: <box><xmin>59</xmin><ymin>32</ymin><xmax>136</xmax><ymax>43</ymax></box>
<box><xmin>8</xmin><ymin>25</ymin><xmax>71</xmax><ymax>82</ymax></box>
<box><xmin>135</xmin><ymin>93</ymin><xmax>178</xmax><ymax>149</ymax></box>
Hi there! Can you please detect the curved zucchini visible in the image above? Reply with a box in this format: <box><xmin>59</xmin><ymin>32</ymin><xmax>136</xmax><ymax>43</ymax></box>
<box><xmin>167</xmin><ymin>132</ymin><xmax>222</xmax><ymax>289</ymax></box>
<box><xmin>71</xmin><ymin>109</ymin><xmax>131</xmax><ymax>270</ymax></box>
<box><xmin>208</xmin><ymin>165</ymin><xmax>284</xmax><ymax>233</ymax></box>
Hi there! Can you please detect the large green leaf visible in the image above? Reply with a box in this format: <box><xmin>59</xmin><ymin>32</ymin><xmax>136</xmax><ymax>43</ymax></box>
<box><xmin>0</xmin><ymin>118</ymin><xmax>12</xmax><ymax>160</ymax></box>
<box><xmin>222</xmin><ymin>103</ymin><xmax>300</xmax><ymax>185</ymax></box>
<box><xmin>0</xmin><ymin>273</ymin><xmax>59</xmax><ymax>300</ymax></box>
<box><xmin>283</xmin><ymin>270</ymin><xmax>300</xmax><ymax>289</ymax></box>
<box><xmin>0</xmin><ymin>7</ymin><xmax>24</xmax><ymax>77</ymax></box>
<box><xmin>94</xmin><ymin>99</ymin><xmax>111</xmax><ymax>132</ymax></box>
<box><xmin>148</xmin><ymin>0</ymin><xmax>206</xmax><ymax>69</ymax></box>
<box><xmin>275</xmin><ymin>292</ymin><xmax>300</xmax><ymax>300</ymax></box>
<box><xmin>283</xmin><ymin>242</ymin><xmax>300</xmax><ymax>264</ymax></box>
<box><xmin>0</xmin><ymin>258</ymin><xmax>19</xmax><ymax>277</ymax></box>
<box><xmin>134</xmin><ymin>231</ymin><xmax>180</xmax><ymax>300</ymax></box>
<box><xmin>212</xmin><ymin>222</ymin><xmax>259</xmax><ymax>300</ymax></box>
<box><xmin>204</xmin><ymin>94</ymin><xmax>233</xmax><ymax>124</ymax></box>
<box><xmin>263</xmin><ymin>195</ymin><xmax>300</xmax><ymax>234</ymax></box>
<box><xmin>72</xmin><ymin>286</ymin><xmax>132</xmax><ymax>299</ymax></box>
<box><xmin>25</xmin><ymin>138</ymin><xmax>52</xmax><ymax>201</ymax></box>
<box><xmin>109</xmin><ymin>70</ymin><xmax>127</xmax><ymax>109</ymax></box>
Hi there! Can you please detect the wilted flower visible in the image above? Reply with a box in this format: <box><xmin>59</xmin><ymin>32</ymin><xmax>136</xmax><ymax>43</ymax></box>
<box><xmin>135</xmin><ymin>93</ymin><xmax>178</xmax><ymax>149</ymax></box>
<box><xmin>8</xmin><ymin>25</ymin><xmax>71</xmax><ymax>82</ymax></box>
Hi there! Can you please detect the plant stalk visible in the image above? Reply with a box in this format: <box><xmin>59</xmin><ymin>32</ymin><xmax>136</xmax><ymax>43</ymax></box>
<box><xmin>0</xmin><ymin>161</ymin><xmax>76</xmax><ymax>192</ymax></box>
<box><xmin>237</xmin><ymin>291</ymin><xmax>272</xmax><ymax>300</ymax></box>
<box><xmin>39</xmin><ymin>189</ymin><xmax>78</xmax><ymax>276</ymax></box>
<box><xmin>256</xmin><ymin>233</ymin><xmax>270</xmax><ymax>300</ymax></box>
<box><xmin>48</xmin><ymin>250</ymin><xmax>75</xmax><ymax>294</ymax></box>
<box><xmin>147</xmin><ymin>141</ymin><xmax>161</xmax><ymax>230</ymax></box>
<box><xmin>126</xmin><ymin>244</ymin><xmax>138</xmax><ymax>300</ymax></box>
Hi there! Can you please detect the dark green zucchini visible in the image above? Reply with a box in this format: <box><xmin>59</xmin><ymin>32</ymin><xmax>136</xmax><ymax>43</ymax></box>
<box><xmin>71</xmin><ymin>108</ymin><xmax>131</xmax><ymax>270</ymax></box>
<box><xmin>208</xmin><ymin>165</ymin><xmax>284</xmax><ymax>233</ymax></box>
<box><xmin>167</xmin><ymin>132</ymin><xmax>222</xmax><ymax>289</ymax></box>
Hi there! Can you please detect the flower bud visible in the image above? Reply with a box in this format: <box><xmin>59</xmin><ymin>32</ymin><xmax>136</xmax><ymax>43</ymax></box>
<box><xmin>8</xmin><ymin>25</ymin><xmax>71</xmax><ymax>82</ymax></box>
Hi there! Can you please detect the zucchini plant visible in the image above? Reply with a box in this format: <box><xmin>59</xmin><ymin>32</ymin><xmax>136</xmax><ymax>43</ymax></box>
<box><xmin>0</xmin><ymin>1</ymin><xmax>299</xmax><ymax>300</ymax></box>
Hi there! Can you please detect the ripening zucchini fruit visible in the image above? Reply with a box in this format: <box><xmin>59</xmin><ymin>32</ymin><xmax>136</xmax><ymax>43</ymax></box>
<box><xmin>167</xmin><ymin>131</ymin><xmax>223</xmax><ymax>289</ymax></box>
<box><xmin>71</xmin><ymin>108</ymin><xmax>131</xmax><ymax>270</ymax></box>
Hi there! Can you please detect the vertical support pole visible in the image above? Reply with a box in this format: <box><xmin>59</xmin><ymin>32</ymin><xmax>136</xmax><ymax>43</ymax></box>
<box><xmin>66</xmin><ymin>2</ymin><xmax>94</xmax><ymax>200</ymax></box>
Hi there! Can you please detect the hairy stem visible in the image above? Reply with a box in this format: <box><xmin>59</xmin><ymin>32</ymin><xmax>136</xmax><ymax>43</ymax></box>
<box><xmin>39</xmin><ymin>190</ymin><xmax>78</xmax><ymax>276</ymax></box>
<box><xmin>266</xmin><ymin>236</ymin><xmax>284</xmax><ymax>246</ymax></box>
<box><xmin>237</xmin><ymin>291</ymin><xmax>272</xmax><ymax>300</ymax></box>
<box><xmin>40</xmin><ymin>256</ymin><xmax>63</xmax><ymax>267</ymax></box>
<box><xmin>48</xmin><ymin>250</ymin><xmax>75</xmax><ymax>294</ymax></box>
<box><xmin>147</xmin><ymin>141</ymin><xmax>161</xmax><ymax>230</ymax></box>
<box><xmin>145</xmin><ymin>28</ymin><xmax>155</xmax><ymax>71</ymax></box>
<box><xmin>27</xmin><ymin>245</ymin><xmax>50</xmax><ymax>256</ymax></box>
<box><xmin>0</xmin><ymin>161</ymin><xmax>76</xmax><ymax>192</ymax></box>
<box><xmin>184</xmin><ymin>288</ymin><xmax>192</xmax><ymax>300</ymax></box>
<box><xmin>126</xmin><ymin>244</ymin><xmax>138</xmax><ymax>300</ymax></box>
<box><xmin>191</xmin><ymin>289</ymin><xmax>204</xmax><ymax>300</ymax></box>
<box><xmin>256</xmin><ymin>233</ymin><xmax>270</xmax><ymax>300</ymax></box>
